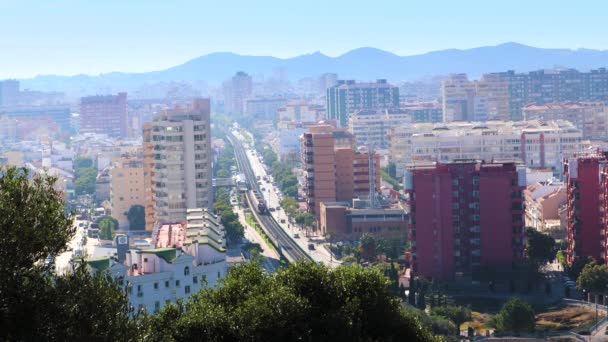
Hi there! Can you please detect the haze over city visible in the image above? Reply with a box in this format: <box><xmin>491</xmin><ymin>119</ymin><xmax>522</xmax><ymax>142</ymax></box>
<box><xmin>3</xmin><ymin>1</ymin><xmax>608</xmax><ymax>341</ymax></box>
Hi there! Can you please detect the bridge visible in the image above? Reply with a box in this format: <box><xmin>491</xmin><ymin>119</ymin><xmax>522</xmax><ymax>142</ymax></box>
<box><xmin>212</xmin><ymin>178</ymin><xmax>235</xmax><ymax>187</ymax></box>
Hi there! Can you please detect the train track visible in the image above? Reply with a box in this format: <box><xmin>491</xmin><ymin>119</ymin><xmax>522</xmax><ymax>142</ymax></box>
<box><xmin>226</xmin><ymin>131</ymin><xmax>312</xmax><ymax>263</ymax></box>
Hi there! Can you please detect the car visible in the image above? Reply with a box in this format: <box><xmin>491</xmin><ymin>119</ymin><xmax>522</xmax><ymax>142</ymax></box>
<box><xmin>280</xmin><ymin>219</ymin><xmax>286</xmax><ymax>223</ymax></box>
<box><xmin>276</xmin><ymin>206</ymin><xmax>281</xmax><ymax>211</ymax></box>
<box><xmin>293</xmin><ymin>233</ymin><xmax>300</xmax><ymax>238</ymax></box>
<box><xmin>269</xmin><ymin>207</ymin><xmax>275</xmax><ymax>212</ymax></box>
<box><xmin>308</xmin><ymin>243</ymin><xmax>315</xmax><ymax>250</ymax></box>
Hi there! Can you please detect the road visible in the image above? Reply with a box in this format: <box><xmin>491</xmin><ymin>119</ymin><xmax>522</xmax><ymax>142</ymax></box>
<box><xmin>55</xmin><ymin>219</ymin><xmax>94</xmax><ymax>274</ymax></box>
<box><xmin>227</xmin><ymin>130</ymin><xmax>312</xmax><ymax>263</ymax></box>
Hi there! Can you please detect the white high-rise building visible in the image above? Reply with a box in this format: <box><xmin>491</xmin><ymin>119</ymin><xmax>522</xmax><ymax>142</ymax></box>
<box><xmin>389</xmin><ymin>120</ymin><xmax>583</xmax><ymax>177</ymax></box>
<box><xmin>145</xmin><ymin>99</ymin><xmax>213</xmax><ymax>224</ymax></box>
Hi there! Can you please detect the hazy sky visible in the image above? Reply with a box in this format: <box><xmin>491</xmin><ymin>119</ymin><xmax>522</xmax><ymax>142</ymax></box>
<box><xmin>1</xmin><ymin>0</ymin><xmax>607</xmax><ymax>78</ymax></box>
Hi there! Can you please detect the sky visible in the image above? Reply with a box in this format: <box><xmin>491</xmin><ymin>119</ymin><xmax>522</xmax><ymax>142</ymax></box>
<box><xmin>1</xmin><ymin>0</ymin><xmax>607</xmax><ymax>78</ymax></box>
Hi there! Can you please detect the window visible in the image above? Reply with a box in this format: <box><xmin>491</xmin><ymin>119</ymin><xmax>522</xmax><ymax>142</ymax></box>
<box><xmin>185</xmin><ymin>285</ymin><xmax>191</xmax><ymax>294</ymax></box>
<box><xmin>184</xmin><ymin>266</ymin><xmax>190</xmax><ymax>276</ymax></box>
<box><xmin>154</xmin><ymin>282</ymin><xmax>159</xmax><ymax>290</ymax></box>
<box><xmin>117</xmin><ymin>277</ymin><xmax>124</xmax><ymax>286</ymax></box>
<box><xmin>154</xmin><ymin>301</ymin><xmax>160</xmax><ymax>312</ymax></box>
<box><xmin>193</xmin><ymin>276</ymin><xmax>198</xmax><ymax>284</ymax></box>
<box><xmin>176</xmin><ymin>280</ymin><xmax>180</xmax><ymax>287</ymax></box>
<box><xmin>144</xmin><ymin>258</ymin><xmax>148</xmax><ymax>263</ymax></box>
<box><xmin>165</xmin><ymin>281</ymin><xmax>170</xmax><ymax>288</ymax></box>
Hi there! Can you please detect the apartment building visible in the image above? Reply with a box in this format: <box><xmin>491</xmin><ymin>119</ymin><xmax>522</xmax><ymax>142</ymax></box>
<box><xmin>245</xmin><ymin>97</ymin><xmax>288</xmax><ymax>120</ymax></box>
<box><xmin>143</xmin><ymin>99</ymin><xmax>213</xmax><ymax>227</ymax></box>
<box><xmin>523</xmin><ymin>102</ymin><xmax>608</xmax><ymax>139</ymax></box>
<box><xmin>223</xmin><ymin>71</ymin><xmax>252</xmax><ymax>114</ymax></box>
<box><xmin>564</xmin><ymin>152</ymin><xmax>608</xmax><ymax>264</ymax></box>
<box><xmin>524</xmin><ymin>180</ymin><xmax>566</xmax><ymax>231</ymax></box>
<box><xmin>327</xmin><ymin>79</ymin><xmax>400</xmax><ymax>128</ymax></box>
<box><xmin>405</xmin><ymin>160</ymin><xmax>526</xmax><ymax>281</ymax></box>
<box><xmin>110</xmin><ymin>152</ymin><xmax>145</xmax><ymax>229</ymax></box>
<box><xmin>388</xmin><ymin>120</ymin><xmax>583</xmax><ymax>178</ymax></box>
<box><xmin>486</xmin><ymin>68</ymin><xmax>608</xmax><ymax>121</ymax></box>
<box><xmin>86</xmin><ymin>209</ymin><xmax>227</xmax><ymax>314</ymax></box>
<box><xmin>80</xmin><ymin>92</ymin><xmax>128</xmax><ymax>137</ymax></box>
<box><xmin>301</xmin><ymin>125</ymin><xmax>380</xmax><ymax>216</ymax></box>
<box><xmin>347</xmin><ymin>110</ymin><xmax>411</xmax><ymax>148</ymax></box>
<box><xmin>441</xmin><ymin>74</ymin><xmax>509</xmax><ymax>122</ymax></box>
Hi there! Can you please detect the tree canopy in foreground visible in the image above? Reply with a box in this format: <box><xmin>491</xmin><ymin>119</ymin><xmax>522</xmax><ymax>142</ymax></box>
<box><xmin>0</xmin><ymin>166</ymin><xmax>437</xmax><ymax>341</ymax></box>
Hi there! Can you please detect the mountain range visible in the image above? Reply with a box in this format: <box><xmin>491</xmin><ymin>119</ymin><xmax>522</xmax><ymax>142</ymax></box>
<box><xmin>20</xmin><ymin>42</ymin><xmax>608</xmax><ymax>96</ymax></box>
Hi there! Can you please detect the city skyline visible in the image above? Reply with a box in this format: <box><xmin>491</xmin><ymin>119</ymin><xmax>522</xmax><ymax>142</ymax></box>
<box><xmin>2</xmin><ymin>0</ymin><xmax>608</xmax><ymax>78</ymax></box>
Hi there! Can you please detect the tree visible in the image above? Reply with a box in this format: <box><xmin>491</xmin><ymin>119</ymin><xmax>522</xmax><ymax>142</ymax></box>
<box><xmin>146</xmin><ymin>262</ymin><xmax>438</xmax><ymax>341</ymax></box>
<box><xmin>126</xmin><ymin>205</ymin><xmax>145</xmax><ymax>230</ymax></box>
<box><xmin>359</xmin><ymin>233</ymin><xmax>378</xmax><ymax>261</ymax></box>
<box><xmin>97</xmin><ymin>216</ymin><xmax>118</xmax><ymax>240</ymax></box>
<box><xmin>0</xmin><ymin>167</ymin><xmax>74</xmax><ymax>274</ymax></box>
<box><xmin>295</xmin><ymin>213</ymin><xmax>315</xmax><ymax>232</ymax></box>
<box><xmin>576</xmin><ymin>262</ymin><xmax>608</xmax><ymax>294</ymax></box>
<box><xmin>431</xmin><ymin>305</ymin><xmax>472</xmax><ymax>333</ymax></box>
<box><xmin>567</xmin><ymin>256</ymin><xmax>597</xmax><ymax>280</ymax></box>
<box><xmin>491</xmin><ymin>297</ymin><xmax>535</xmax><ymax>333</ymax></box>
<box><xmin>0</xmin><ymin>167</ymin><xmax>140</xmax><ymax>340</ymax></box>
<box><xmin>280</xmin><ymin>197</ymin><xmax>299</xmax><ymax>216</ymax></box>
<box><xmin>221</xmin><ymin>211</ymin><xmax>245</xmax><ymax>245</ymax></box>
<box><xmin>526</xmin><ymin>227</ymin><xmax>556</xmax><ymax>265</ymax></box>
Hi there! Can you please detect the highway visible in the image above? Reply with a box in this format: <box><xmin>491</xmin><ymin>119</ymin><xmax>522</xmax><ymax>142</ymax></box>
<box><xmin>226</xmin><ymin>131</ymin><xmax>312</xmax><ymax>263</ymax></box>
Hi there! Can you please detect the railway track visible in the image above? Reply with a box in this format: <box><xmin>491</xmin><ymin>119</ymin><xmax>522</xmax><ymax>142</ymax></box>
<box><xmin>226</xmin><ymin>131</ymin><xmax>312</xmax><ymax>263</ymax></box>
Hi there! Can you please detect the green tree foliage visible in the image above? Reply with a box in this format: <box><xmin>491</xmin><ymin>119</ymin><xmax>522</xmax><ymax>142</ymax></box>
<box><xmin>491</xmin><ymin>297</ymin><xmax>535</xmax><ymax>333</ymax></box>
<box><xmin>431</xmin><ymin>305</ymin><xmax>472</xmax><ymax>332</ymax></box>
<box><xmin>74</xmin><ymin>157</ymin><xmax>97</xmax><ymax>196</ymax></box>
<box><xmin>526</xmin><ymin>227</ymin><xmax>557</xmax><ymax>265</ymax></box>
<box><xmin>146</xmin><ymin>262</ymin><xmax>437</xmax><ymax>341</ymax></box>
<box><xmin>381</xmin><ymin>163</ymin><xmax>402</xmax><ymax>191</ymax></box>
<box><xmin>295</xmin><ymin>212</ymin><xmax>315</xmax><ymax>229</ymax></box>
<box><xmin>280</xmin><ymin>196</ymin><xmax>299</xmax><ymax>216</ymax></box>
<box><xmin>97</xmin><ymin>216</ymin><xmax>118</xmax><ymax>240</ymax></box>
<box><xmin>359</xmin><ymin>233</ymin><xmax>378</xmax><ymax>261</ymax></box>
<box><xmin>0</xmin><ymin>167</ymin><xmax>140</xmax><ymax>340</ymax></box>
<box><xmin>576</xmin><ymin>262</ymin><xmax>608</xmax><ymax>293</ymax></box>
<box><xmin>0</xmin><ymin>167</ymin><xmax>75</xmax><ymax>273</ymax></box>
<box><xmin>214</xmin><ymin>188</ymin><xmax>244</xmax><ymax>245</ymax></box>
<box><xmin>126</xmin><ymin>205</ymin><xmax>145</xmax><ymax>230</ymax></box>
<box><xmin>567</xmin><ymin>256</ymin><xmax>597</xmax><ymax>280</ymax></box>
<box><xmin>74</xmin><ymin>157</ymin><xmax>94</xmax><ymax>169</ymax></box>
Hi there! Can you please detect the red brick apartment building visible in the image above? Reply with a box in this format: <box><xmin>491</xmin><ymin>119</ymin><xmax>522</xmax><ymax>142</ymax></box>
<box><xmin>80</xmin><ymin>92</ymin><xmax>128</xmax><ymax>137</ymax></box>
<box><xmin>301</xmin><ymin>125</ymin><xmax>381</xmax><ymax>217</ymax></box>
<box><xmin>405</xmin><ymin>160</ymin><xmax>526</xmax><ymax>281</ymax></box>
<box><xmin>564</xmin><ymin>152</ymin><xmax>608</xmax><ymax>264</ymax></box>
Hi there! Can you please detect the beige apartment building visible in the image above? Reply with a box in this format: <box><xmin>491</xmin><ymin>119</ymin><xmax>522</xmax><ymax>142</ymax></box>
<box><xmin>388</xmin><ymin>120</ymin><xmax>583</xmax><ymax>177</ymax></box>
<box><xmin>143</xmin><ymin>99</ymin><xmax>213</xmax><ymax>230</ymax></box>
<box><xmin>523</xmin><ymin>102</ymin><xmax>608</xmax><ymax>139</ymax></box>
<box><xmin>441</xmin><ymin>73</ymin><xmax>509</xmax><ymax>122</ymax></box>
<box><xmin>524</xmin><ymin>180</ymin><xmax>566</xmax><ymax>232</ymax></box>
<box><xmin>110</xmin><ymin>152</ymin><xmax>145</xmax><ymax>229</ymax></box>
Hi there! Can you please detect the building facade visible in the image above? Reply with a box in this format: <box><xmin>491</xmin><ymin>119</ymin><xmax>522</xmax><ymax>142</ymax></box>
<box><xmin>405</xmin><ymin>161</ymin><xmax>526</xmax><ymax>281</ymax></box>
<box><xmin>523</xmin><ymin>102</ymin><xmax>608</xmax><ymax>140</ymax></box>
<box><xmin>564</xmin><ymin>153</ymin><xmax>608</xmax><ymax>264</ymax></box>
<box><xmin>388</xmin><ymin>120</ymin><xmax>583</xmax><ymax>178</ymax></box>
<box><xmin>223</xmin><ymin>71</ymin><xmax>252</xmax><ymax>114</ymax></box>
<box><xmin>87</xmin><ymin>209</ymin><xmax>227</xmax><ymax>314</ymax></box>
<box><xmin>319</xmin><ymin>202</ymin><xmax>407</xmax><ymax>240</ymax></box>
<box><xmin>347</xmin><ymin>110</ymin><xmax>411</xmax><ymax>148</ymax></box>
<box><xmin>143</xmin><ymin>99</ymin><xmax>213</xmax><ymax>226</ymax></box>
<box><xmin>301</xmin><ymin>125</ymin><xmax>380</xmax><ymax>216</ymax></box>
<box><xmin>486</xmin><ymin>68</ymin><xmax>608</xmax><ymax>121</ymax></box>
<box><xmin>327</xmin><ymin>79</ymin><xmax>400</xmax><ymax>128</ymax></box>
<box><xmin>245</xmin><ymin>97</ymin><xmax>288</xmax><ymax>120</ymax></box>
<box><xmin>441</xmin><ymin>74</ymin><xmax>509</xmax><ymax>122</ymax></box>
<box><xmin>80</xmin><ymin>92</ymin><xmax>128</xmax><ymax>137</ymax></box>
<box><xmin>110</xmin><ymin>153</ymin><xmax>145</xmax><ymax>229</ymax></box>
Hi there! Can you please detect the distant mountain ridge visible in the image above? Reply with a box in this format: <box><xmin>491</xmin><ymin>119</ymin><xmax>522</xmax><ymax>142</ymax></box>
<box><xmin>20</xmin><ymin>42</ymin><xmax>608</xmax><ymax>95</ymax></box>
